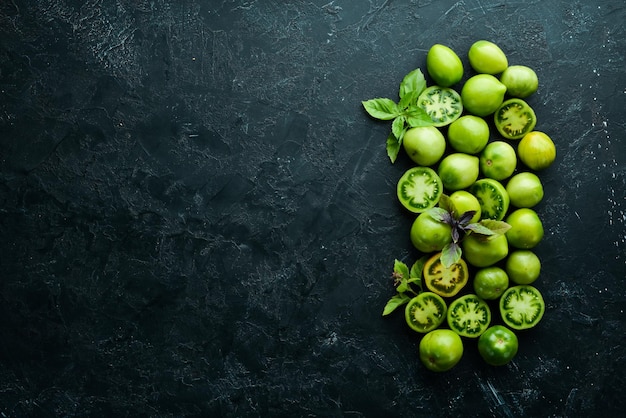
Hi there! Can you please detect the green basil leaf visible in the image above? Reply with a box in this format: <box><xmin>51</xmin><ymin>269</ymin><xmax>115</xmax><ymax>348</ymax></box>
<box><xmin>404</xmin><ymin>105</ymin><xmax>435</xmax><ymax>127</ymax></box>
<box><xmin>382</xmin><ymin>293</ymin><xmax>411</xmax><ymax>316</ymax></box>
<box><xmin>438</xmin><ymin>194</ymin><xmax>453</xmax><ymax>214</ymax></box>
<box><xmin>399</xmin><ymin>68</ymin><xmax>427</xmax><ymax>99</ymax></box>
<box><xmin>393</xmin><ymin>259</ymin><xmax>410</xmax><ymax>281</ymax></box>
<box><xmin>426</xmin><ymin>207</ymin><xmax>450</xmax><ymax>223</ymax></box>
<box><xmin>386</xmin><ymin>132</ymin><xmax>401</xmax><ymax>163</ymax></box>
<box><xmin>440</xmin><ymin>242</ymin><xmax>462</xmax><ymax>268</ymax></box>
<box><xmin>362</xmin><ymin>98</ymin><xmax>401</xmax><ymax>120</ymax></box>
<box><xmin>465</xmin><ymin>222</ymin><xmax>497</xmax><ymax>235</ymax></box>
<box><xmin>477</xmin><ymin>219</ymin><xmax>512</xmax><ymax>235</ymax></box>
<box><xmin>392</xmin><ymin>116</ymin><xmax>407</xmax><ymax>142</ymax></box>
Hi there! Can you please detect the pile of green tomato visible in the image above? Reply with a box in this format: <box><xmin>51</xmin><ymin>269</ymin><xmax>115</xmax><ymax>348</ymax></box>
<box><xmin>364</xmin><ymin>41</ymin><xmax>557</xmax><ymax>372</ymax></box>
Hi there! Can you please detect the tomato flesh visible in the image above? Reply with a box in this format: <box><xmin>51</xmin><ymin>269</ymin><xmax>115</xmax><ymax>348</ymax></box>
<box><xmin>405</xmin><ymin>292</ymin><xmax>447</xmax><ymax>333</ymax></box>
<box><xmin>499</xmin><ymin>285</ymin><xmax>545</xmax><ymax>330</ymax></box>
<box><xmin>423</xmin><ymin>252</ymin><xmax>469</xmax><ymax>298</ymax></box>
<box><xmin>468</xmin><ymin>178</ymin><xmax>510</xmax><ymax>221</ymax></box>
<box><xmin>417</xmin><ymin>86</ymin><xmax>463</xmax><ymax>127</ymax></box>
<box><xmin>494</xmin><ymin>98</ymin><xmax>537</xmax><ymax>140</ymax></box>
<box><xmin>447</xmin><ymin>294</ymin><xmax>491</xmax><ymax>338</ymax></box>
<box><xmin>397</xmin><ymin>167</ymin><xmax>443</xmax><ymax>213</ymax></box>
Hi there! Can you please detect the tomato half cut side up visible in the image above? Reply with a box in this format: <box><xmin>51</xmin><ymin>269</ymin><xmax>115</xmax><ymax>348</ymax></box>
<box><xmin>417</xmin><ymin>86</ymin><xmax>463</xmax><ymax>127</ymax></box>
<box><xmin>423</xmin><ymin>252</ymin><xmax>470</xmax><ymax>298</ymax></box>
<box><xmin>499</xmin><ymin>285</ymin><xmax>545</xmax><ymax>330</ymax></box>
<box><xmin>447</xmin><ymin>294</ymin><xmax>492</xmax><ymax>338</ymax></box>
<box><xmin>397</xmin><ymin>167</ymin><xmax>443</xmax><ymax>213</ymax></box>
<box><xmin>468</xmin><ymin>178</ymin><xmax>510</xmax><ymax>221</ymax></box>
<box><xmin>494</xmin><ymin>98</ymin><xmax>537</xmax><ymax>140</ymax></box>
<box><xmin>405</xmin><ymin>292</ymin><xmax>448</xmax><ymax>333</ymax></box>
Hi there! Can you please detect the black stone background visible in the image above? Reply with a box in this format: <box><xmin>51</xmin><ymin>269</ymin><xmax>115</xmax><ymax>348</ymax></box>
<box><xmin>1</xmin><ymin>0</ymin><xmax>625</xmax><ymax>417</ymax></box>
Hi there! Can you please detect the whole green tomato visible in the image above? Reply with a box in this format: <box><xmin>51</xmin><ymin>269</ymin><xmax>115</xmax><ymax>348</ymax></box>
<box><xmin>477</xmin><ymin>325</ymin><xmax>519</xmax><ymax>366</ymax></box>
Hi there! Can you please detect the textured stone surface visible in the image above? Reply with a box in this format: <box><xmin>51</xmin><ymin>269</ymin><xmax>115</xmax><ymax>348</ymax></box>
<box><xmin>1</xmin><ymin>0</ymin><xmax>624</xmax><ymax>416</ymax></box>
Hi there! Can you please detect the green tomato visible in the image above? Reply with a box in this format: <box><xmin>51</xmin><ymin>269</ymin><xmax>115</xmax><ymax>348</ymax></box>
<box><xmin>506</xmin><ymin>172</ymin><xmax>544</xmax><ymax>208</ymax></box>
<box><xmin>405</xmin><ymin>292</ymin><xmax>447</xmax><ymax>333</ymax></box>
<box><xmin>499</xmin><ymin>285</ymin><xmax>545</xmax><ymax>330</ymax></box>
<box><xmin>478</xmin><ymin>325</ymin><xmax>519</xmax><ymax>366</ymax></box>
<box><xmin>447</xmin><ymin>115</ymin><xmax>490</xmax><ymax>155</ymax></box>
<box><xmin>468</xmin><ymin>40</ymin><xmax>508</xmax><ymax>75</ymax></box>
<box><xmin>461</xmin><ymin>233</ymin><xmax>509</xmax><ymax>268</ymax></box>
<box><xmin>448</xmin><ymin>190</ymin><xmax>481</xmax><ymax>223</ymax></box>
<box><xmin>438</xmin><ymin>153</ymin><xmax>480</xmax><ymax>192</ymax></box>
<box><xmin>423</xmin><ymin>252</ymin><xmax>470</xmax><ymax>298</ymax></box>
<box><xmin>403</xmin><ymin>126</ymin><xmax>446</xmax><ymax>166</ymax></box>
<box><xmin>419</xmin><ymin>329</ymin><xmax>464</xmax><ymax>372</ymax></box>
<box><xmin>505</xmin><ymin>208</ymin><xmax>544</xmax><ymax>249</ymax></box>
<box><xmin>473</xmin><ymin>266</ymin><xmax>509</xmax><ymax>300</ymax></box>
<box><xmin>468</xmin><ymin>178</ymin><xmax>510</xmax><ymax>221</ymax></box>
<box><xmin>506</xmin><ymin>250</ymin><xmax>541</xmax><ymax>284</ymax></box>
<box><xmin>397</xmin><ymin>166</ymin><xmax>443</xmax><ymax>213</ymax></box>
<box><xmin>410</xmin><ymin>212</ymin><xmax>452</xmax><ymax>253</ymax></box>
<box><xmin>417</xmin><ymin>86</ymin><xmax>463</xmax><ymax>127</ymax></box>
<box><xmin>461</xmin><ymin>74</ymin><xmax>507</xmax><ymax>117</ymax></box>
<box><xmin>500</xmin><ymin>65</ymin><xmax>538</xmax><ymax>98</ymax></box>
<box><xmin>479</xmin><ymin>141</ymin><xmax>517</xmax><ymax>181</ymax></box>
<box><xmin>494</xmin><ymin>98</ymin><xmax>537</xmax><ymax>140</ymax></box>
<box><xmin>447</xmin><ymin>294</ymin><xmax>491</xmax><ymax>338</ymax></box>
<box><xmin>426</xmin><ymin>44</ymin><xmax>464</xmax><ymax>87</ymax></box>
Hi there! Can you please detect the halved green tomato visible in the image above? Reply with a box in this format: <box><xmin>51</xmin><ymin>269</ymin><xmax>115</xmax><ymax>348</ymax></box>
<box><xmin>423</xmin><ymin>252</ymin><xmax>469</xmax><ymax>298</ymax></box>
<box><xmin>499</xmin><ymin>285</ymin><xmax>545</xmax><ymax>330</ymax></box>
<box><xmin>397</xmin><ymin>167</ymin><xmax>443</xmax><ymax>213</ymax></box>
<box><xmin>405</xmin><ymin>292</ymin><xmax>447</xmax><ymax>333</ymax></box>
<box><xmin>494</xmin><ymin>98</ymin><xmax>537</xmax><ymax>140</ymax></box>
<box><xmin>447</xmin><ymin>294</ymin><xmax>491</xmax><ymax>338</ymax></box>
<box><xmin>468</xmin><ymin>178</ymin><xmax>510</xmax><ymax>221</ymax></box>
<box><xmin>417</xmin><ymin>86</ymin><xmax>463</xmax><ymax>127</ymax></box>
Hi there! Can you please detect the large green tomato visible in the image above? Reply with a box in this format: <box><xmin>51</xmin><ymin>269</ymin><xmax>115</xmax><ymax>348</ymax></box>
<box><xmin>477</xmin><ymin>325</ymin><xmax>519</xmax><ymax>366</ymax></box>
<box><xmin>419</xmin><ymin>329</ymin><xmax>464</xmax><ymax>372</ymax></box>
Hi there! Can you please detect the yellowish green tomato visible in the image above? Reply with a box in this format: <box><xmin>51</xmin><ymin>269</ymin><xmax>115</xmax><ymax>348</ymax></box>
<box><xmin>448</xmin><ymin>190</ymin><xmax>481</xmax><ymax>223</ymax></box>
<box><xmin>461</xmin><ymin>233</ymin><xmax>509</xmax><ymax>267</ymax></box>
<box><xmin>447</xmin><ymin>115</ymin><xmax>490</xmax><ymax>155</ymax></box>
<box><xmin>500</xmin><ymin>65</ymin><xmax>539</xmax><ymax>98</ymax></box>
<box><xmin>402</xmin><ymin>126</ymin><xmax>446</xmax><ymax>166</ymax></box>
<box><xmin>506</xmin><ymin>172</ymin><xmax>544</xmax><ymax>208</ymax></box>
<box><xmin>505</xmin><ymin>208</ymin><xmax>544</xmax><ymax>249</ymax></box>
<box><xmin>468</xmin><ymin>40</ymin><xmax>509</xmax><ymax>74</ymax></box>
<box><xmin>410</xmin><ymin>212</ymin><xmax>452</xmax><ymax>253</ymax></box>
<box><xmin>438</xmin><ymin>153</ymin><xmax>480</xmax><ymax>192</ymax></box>
<box><xmin>461</xmin><ymin>74</ymin><xmax>507</xmax><ymax>116</ymax></box>
<box><xmin>426</xmin><ymin>44</ymin><xmax>464</xmax><ymax>87</ymax></box>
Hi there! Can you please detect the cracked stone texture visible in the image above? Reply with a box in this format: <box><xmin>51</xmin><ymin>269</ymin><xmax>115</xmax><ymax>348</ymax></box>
<box><xmin>1</xmin><ymin>0</ymin><xmax>625</xmax><ymax>416</ymax></box>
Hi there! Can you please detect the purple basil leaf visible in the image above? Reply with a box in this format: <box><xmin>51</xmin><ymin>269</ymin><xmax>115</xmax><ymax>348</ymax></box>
<box><xmin>458</xmin><ymin>210</ymin><xmax>477</xmax><ymax>225</ymax></box>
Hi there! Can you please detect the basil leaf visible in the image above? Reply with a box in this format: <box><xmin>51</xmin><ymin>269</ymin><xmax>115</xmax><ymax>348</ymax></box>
<box><xmin>362</xmin><ymin>98</ymin><xmax>401</xmax><ymax>120</ymax></box>
<box><xmin>477</xmin><ymin>219</ymin><xmax>512</xmax><ymax>235</ymax></box>
<box><xmin>427</xmin><ymin>207</ymin><xmax>451</xmax><ymax>223</ymax></box>
<box><xmin>404</xmin><ymin>105</ymin><xmax>434</xmax><ymax>127</ymax></box>
<box><xmin>399</xmin><ymin>68</ymin><xmax>427</xmax><ymax>99</ymax></box>
<box><xmin>393</xmin><ymin>259</ymin><xmax>410</xmax><ymax>281</ymax></box>
<box><xmin>392</xmin><ymin>116</ymin><xmax>407</xmax><ymax>142</ymax></box>
<box><xmin>386</xmin><ymin>132</ymin><xmax>401</xmax><ymax>163</ymax></box>
<box><xmin>441</xmin><ymin>242</ymin><xmax>462</xmax><ymax>268</ymax></box>
<box><xmin>382</xmin><ymin>293</ymin><xmax>411</xmax><ymax>316</ymax></box>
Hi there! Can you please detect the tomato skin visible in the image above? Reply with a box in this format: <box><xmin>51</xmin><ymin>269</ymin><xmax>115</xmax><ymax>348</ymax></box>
<box><xmin>410</xmin><ymin>213</ymin><xmax>452</xmax><ymax>253</ymax></box>
<box><xmin>478</xmin><ymin>325</ymin><xmax>519</xmax><ymax>366</ymax></box>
